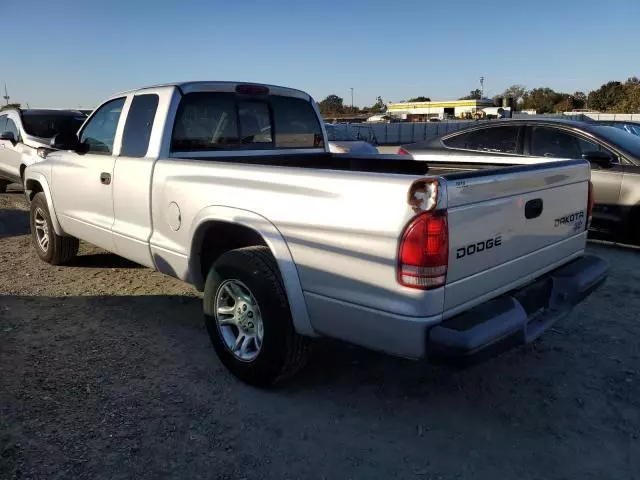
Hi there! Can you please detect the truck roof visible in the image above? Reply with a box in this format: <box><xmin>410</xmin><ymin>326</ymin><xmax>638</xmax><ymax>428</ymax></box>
<box><xmin>112</xmin><ymin>81</ymin><xmax>312</xmax><ymax>101</ymax></box>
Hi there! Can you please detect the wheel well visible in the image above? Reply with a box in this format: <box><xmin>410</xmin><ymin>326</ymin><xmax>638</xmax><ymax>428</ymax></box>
<box><xmin>196</xmin><ymin>221</ymin><xmax>268</xmax><ymax>283</ymax></box>
<box><xmin>20</xmin><ymin>165</ymin><xmax>26</xmax><ymax>182</ymax></box>
<box><xmin>25</xmin><ymin>179</ymin><xmax>43</xmax><ymax>201</ymax></box>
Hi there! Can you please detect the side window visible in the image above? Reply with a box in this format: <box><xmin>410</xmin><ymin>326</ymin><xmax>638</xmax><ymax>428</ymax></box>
<box><xmin>172</xmin><ymin>93</ymin><xmax>239</xmax><ymax>151</ymax></box>
<box><xmin>79</xmin><ymin>97</ymin><xmax>126</xmax><ymax>155</ymax></box>
<box><xmin>443</xmin><ymin>127</ymin><xmax>519</xmax><ymax>153</ymax></box>
<box><xmin>271</xmin><ymin>96</ymin><xmax>324</xmax><ymax>149</ymax></box>
<box><xmin>121</xmin><ymin>94</ymin><xmax>159</xmax><ymax>157</ymax></box>
<box><xmin>0</xmin><ymin>115</ymin><xmax>8</xmax><ymax>134</ymax></box>
<box><xmin>576</xmin><ymin>136</ymin><xmax>618</xmax><ymax>163</ymax></box>
<box><xmin>4</xmin><ymin>118</ymin><xmax>20</xmax><ymax>140</ymax></box>
<box><xmin>530</xmin><ymin>126</ymin><xmax>581</xmax><ymax>159</ymax></box>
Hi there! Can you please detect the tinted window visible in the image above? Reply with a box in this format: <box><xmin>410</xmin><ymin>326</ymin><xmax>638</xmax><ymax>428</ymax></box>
<box><xmin>171</xmin><ymin>92</ymin><xmax>323</xmax><ymax>152</ymax></box>
<box><xmin>79</xmin><ymin>97</ymin><xmax>126</xmax><ymax>154</ymax></box>
<box><xmin>172</xmin><ymin>93</ymin><xmax>239</xmax><ymax>151</ymax></box>
<box><xmin>270</xmin><ymin>96</ymin><xmax>323</xmax><ymax>148</ymax></box>
<box><xmin>121</xmin><ymin>94</ymin><xmax>159</xmax><ymax>157</ymax></box>
<box><xmin>443</xmin><ymin>126</ymin><xmax>519</xmax><ymax>153</ymax></box>
<box><xmin>4</xmin><ymin>118</ymin><xmax>19</xmax><ymax>140</ymax></box>
<box><xmin>238</xmin><ymin>101</ymin><xmax>272</xmax><ymax>146</ymax></box>
<box><xmin>21</xmin><ymin>114</ymin><xmax>86</xmax><ymax>138</ymax></box>
<box><xmin>0</xmin><ymin>115</ymin><xmax>7</xmax><ymax>132</ymax></box>
<box><xmin>530</xmin><ymin>126</ymin><xmax>582</xmax><ymax>158</ymax></box>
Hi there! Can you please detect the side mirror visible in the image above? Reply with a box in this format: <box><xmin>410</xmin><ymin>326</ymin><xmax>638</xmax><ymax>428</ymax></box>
<box><xmin>581</xmin><ymin>150</ymin><xmax>614</xmax><ymax>168</ymax></box>
<box><xmin>50</xmin><ymin>132</ymin><xmax>80</xmax><ymax>151</ymax></box>
<box><xmin>0</xmin><ymin>131</ymin><xmax>16</xmax><ymax>144</ymax></box>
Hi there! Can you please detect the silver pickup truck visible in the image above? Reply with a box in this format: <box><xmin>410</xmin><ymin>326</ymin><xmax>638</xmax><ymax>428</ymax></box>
<box><xmin>24</xmin><ymin>81</ymin><xmax>608</xmax><ymax>387</ymax></box>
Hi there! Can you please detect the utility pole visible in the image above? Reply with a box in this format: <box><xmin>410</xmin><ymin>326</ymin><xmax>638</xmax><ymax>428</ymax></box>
<box><xmin>350</xmin><ymin>87</ymin><xmax>354</xmax><ymax>109</ymax></box>
<box><xmin>479</xmin><ymin>76</ymin><xmax>485</xmax><ymax>100</ymax></box>
<box><xmin>2</xmin><ymin>84</ymin><xmax>9</xmax><ymax>105</ymax></box>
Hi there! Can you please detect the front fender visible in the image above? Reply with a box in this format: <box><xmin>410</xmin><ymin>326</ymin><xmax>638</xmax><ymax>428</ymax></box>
<box><xmin>24</xmin><ymin>171</ymin><xmax>63</xmax><ymax>236</ymax></box>
<box><xmin>188</xmin><ymin>206</ymin><xmax>317</xmax><ymax>337</ymax></box>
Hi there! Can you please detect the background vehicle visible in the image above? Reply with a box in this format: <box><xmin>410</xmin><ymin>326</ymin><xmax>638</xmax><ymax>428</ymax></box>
<box><xmin>0</xmin><ymin>108</ymin><xmax>87</xmax><ymax>192</ymax></box>
<box><xmin>325</xmin><ymin>123</ymin><xmax>379</xmax><ymax>154</ymax></box>
<box><xmin>400</xmin><ymin>118</ymin><xmax>640</xmax><ymax>241</ymax></box>
<box><xmin>24</xmin><ymin>82</ymin><xmax>607</xmax><ymax>386</ymax></box>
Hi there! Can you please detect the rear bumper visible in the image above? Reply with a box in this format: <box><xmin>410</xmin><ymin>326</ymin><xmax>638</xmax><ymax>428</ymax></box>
<box><xmin>427</xmin><ymin>254</ymin><xmax>609</xmax><ymax>365</ymax></box>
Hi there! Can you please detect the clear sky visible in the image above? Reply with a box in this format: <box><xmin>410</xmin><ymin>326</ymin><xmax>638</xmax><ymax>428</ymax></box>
<box><xmin>3</xmin><ymin>0</ymin><xmax>639</xmax><ymax>108</ymax></box>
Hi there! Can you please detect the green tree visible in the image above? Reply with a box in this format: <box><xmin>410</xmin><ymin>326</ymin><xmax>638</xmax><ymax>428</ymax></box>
<box><xmin>497</xmin><ymin>85</ymin><xmax>527</xmax><ymax>103</ymax></box>
<box><xmin>572</xmin><ymin>91</ymin><xmax>587</xmax><ymax>109</ymax></box>
<box><xmin>612</xmin><ymin>80</ymin><xmax>640</xmax><ymax>113</ymax></box>
<box><xmin>369</xmin><ymin>96</ymin><xmax>386</xmax><ymax>114</ymax></box>
<box><xmin>587</xmin><ymin>81</ymin><xmax>624</xmax><ymax>112</ymax></box>
<box><xmin>459</xmin><ymin>89</ymin><xmax>482</xmax><ymax>100</ymax></box>
<box><xmin>0</xmin><ymin>103</ymin><xmax>21</xmax><ymax>112</ymax></box>
<box><xmin>522</xmin><ymin>88</ymin><xmax>563</xmax><ymax>113</ymax></box>
<box><xmin>407</xmin><ymin>96</ymin><xmax>431</xmax><ymax>102</ymax></box>
<box><xmin>318</xmin><ymin>94</ymin><xmax>344</xmax><ymax>116</ymax></box>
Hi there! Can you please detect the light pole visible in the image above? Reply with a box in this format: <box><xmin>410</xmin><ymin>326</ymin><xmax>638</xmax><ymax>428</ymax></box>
<box><xmin>480</xmin><ymin>76</ymin><xmax>485</xmax><ymax>100</ymax></box>
<box><xmin>350</xmin><ymin>87</ymin><xmax>354</xmax><ymax>109</ymax></box>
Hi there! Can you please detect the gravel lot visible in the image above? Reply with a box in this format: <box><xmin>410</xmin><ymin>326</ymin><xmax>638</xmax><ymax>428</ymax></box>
<box><xmin>1</xmin><ymin>190</ymin><xmax>639</xmax><ymax>480</ymax></box>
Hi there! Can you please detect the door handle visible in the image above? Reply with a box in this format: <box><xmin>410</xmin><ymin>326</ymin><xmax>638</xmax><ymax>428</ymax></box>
<box><xmin>100</xmin><ymin>172</ymin><xmax>111</xmax><ymax>185</ymax></box>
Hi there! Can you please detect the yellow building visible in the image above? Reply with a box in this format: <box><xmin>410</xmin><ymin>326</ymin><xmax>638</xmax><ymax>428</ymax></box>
<box><xmin>386</xmin><ymin>99</ymin><xmax>494</xmax><ymax>121</ymax></box>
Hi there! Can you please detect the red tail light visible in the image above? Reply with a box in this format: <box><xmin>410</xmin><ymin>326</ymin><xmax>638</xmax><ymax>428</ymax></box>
<box><xmin>397</xmin><ymin>147</ymin><xmax>410</xmax><ymax>155</ymax></box>
<box><xmin>397</xmin><ymin>211</ymin><xmax>448</xmax><ymax>289</ymax></box>
<box><xmin>587</xmin><ymin>180</ymin><xmax>595</xmax><ymax>229</ymax></box>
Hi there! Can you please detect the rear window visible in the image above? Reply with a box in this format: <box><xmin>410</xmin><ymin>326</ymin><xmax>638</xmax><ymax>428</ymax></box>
<box><xmin>171</xmin><ymin>92</ymin><xmax>323</xmax><ymax>152</ymax></box>
<box><xmin>21</xmin><ymin>113</ymin><xmax>86</xmax><ymax>139</ymax></box>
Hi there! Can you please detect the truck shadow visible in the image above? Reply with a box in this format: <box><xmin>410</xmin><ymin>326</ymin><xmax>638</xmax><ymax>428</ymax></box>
<box><xmin>0</xmin><ymin>208</ymin><xmax>30</xmax><ymax>238</ymax></box>
<box><xmin>69</xmin><ymin>252</ymin><xmax>143</xmax><ymax>269</ymax></box>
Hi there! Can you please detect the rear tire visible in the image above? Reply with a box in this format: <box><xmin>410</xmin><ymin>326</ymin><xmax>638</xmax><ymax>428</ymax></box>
<box><xmin>30</xmin><ymin>192</ymin><xmax>79</xmax><ymax>265</ymax></box>
<box><xmin>203</xmin><ymin>246</ymin><xmax>310</xmax><ymax>387</ymax></box>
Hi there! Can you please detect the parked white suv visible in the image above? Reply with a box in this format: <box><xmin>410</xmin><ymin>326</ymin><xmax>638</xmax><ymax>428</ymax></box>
<box><xmin>0</xmin><ymin>108</ymin><xmax>87</xmax><ymax>192</ymax></box>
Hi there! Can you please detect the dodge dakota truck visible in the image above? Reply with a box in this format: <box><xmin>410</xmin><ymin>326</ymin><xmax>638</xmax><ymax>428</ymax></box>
<box><xmin>24</xmin><ymin>81</ymin><xmax>609</xmax><ymax>387</ymax></box>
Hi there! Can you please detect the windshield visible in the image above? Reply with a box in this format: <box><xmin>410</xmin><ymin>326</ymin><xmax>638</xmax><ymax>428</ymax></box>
<box><xmin>325</xmin><ymin>124</ymin><xmax>358</xmax><ymax>141</ymax></box>
<box><xmin>593</xmin><ymin>125</ymin><xmax>640</xmax><ymax>158</ymax></box>
<box><xmin>21</xmin><ymin>113</ymin><xmax>86</xmax><ymax>139</ymax></box>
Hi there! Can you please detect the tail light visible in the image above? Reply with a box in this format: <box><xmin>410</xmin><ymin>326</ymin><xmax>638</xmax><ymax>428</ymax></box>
<box><xmin>397</xmin><ymin>147</ymin><xmax>410</xmax><ymax>155</ymax></box>
<box><xmin>235</xmin><ymin>84</ymin><xmax>269</xmax><ymax>95</ymax></box>
<box><xmin>397</xmin><ymin>211</ymin><xmax>448</xmax><ymax>289</ymax></box>
<box><xmin>586</xmin><ymin>180</ymin><xmax>595</xmax><ymax>229</ymax></box>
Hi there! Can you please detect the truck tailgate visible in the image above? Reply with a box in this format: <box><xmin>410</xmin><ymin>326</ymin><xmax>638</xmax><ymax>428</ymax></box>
<box><xmin>443</xmin><ymin>160</ymin><xmax>591</xmax><ymax>314</ymax></box>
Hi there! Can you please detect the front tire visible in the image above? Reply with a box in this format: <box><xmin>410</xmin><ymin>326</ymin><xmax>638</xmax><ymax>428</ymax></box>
<box><xmin>203</xmin><ymin>246</ymin><xmax>310</xmax><ymax>387</ymax></box>
<box><xmin>30</xmin><ymin>192</ymin><xmax>79</xmax><ymax>265</ymax></box>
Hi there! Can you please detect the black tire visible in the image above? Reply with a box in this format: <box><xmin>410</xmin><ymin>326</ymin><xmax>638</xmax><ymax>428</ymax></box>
<box><xmin>203</xmin><ymin>246</ymin><xmax>310</xmax><ymax>387</ymax></box>
<box><xmin>30</xmin><ymin>192</ymin><xmax>79</xmax><ymax>265</ymax></box>
<box><xmin>0</xmin><ymin>180</ymin><xmax>8</xmax><ymax>193</ymax></box>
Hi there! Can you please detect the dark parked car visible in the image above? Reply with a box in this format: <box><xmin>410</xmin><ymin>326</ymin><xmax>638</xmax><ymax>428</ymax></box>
<box><xmin>595</xmin><ymin>120</ymin><xmax>640</xmax><ymax>138</ymax></box>
<box><xmin>399</xmin><ymin>118</ymin><xmax>640</xmax><ymax>241</ymax></box>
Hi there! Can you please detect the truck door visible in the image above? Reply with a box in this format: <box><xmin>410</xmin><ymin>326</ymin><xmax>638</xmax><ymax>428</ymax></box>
<box><xmin>52</xmin><ymin>97</ymin><xmax>126</xmax><ymax>252</ymax></box>
<box><xmin>111</xmin><ymin>93</ymin><xmax>160</xmax><ymax>268</ymax></box>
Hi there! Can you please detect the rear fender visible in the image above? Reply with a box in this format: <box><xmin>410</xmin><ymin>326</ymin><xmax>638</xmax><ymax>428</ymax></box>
<box><xmin>188</xmin><ymin>206</ymin><xmax>316</xmax><ymax>337</ymax></box>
